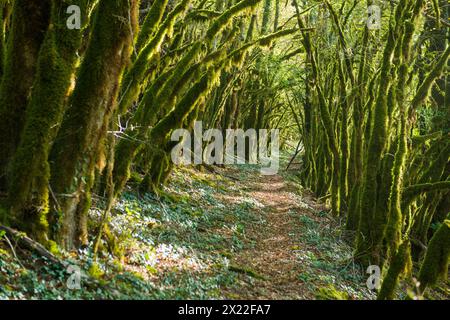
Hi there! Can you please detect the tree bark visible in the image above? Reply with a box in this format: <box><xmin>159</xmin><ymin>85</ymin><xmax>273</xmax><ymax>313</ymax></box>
<box><xmin>49</xmin><ymin>0</ymin><xmax>138</xmax><ymax>250</ymax></box>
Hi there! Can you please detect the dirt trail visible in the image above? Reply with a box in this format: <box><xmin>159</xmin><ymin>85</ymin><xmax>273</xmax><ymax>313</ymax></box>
<box><xmin>225</xmin><ymin>173</ymin><xmax>324</xmax><ymax>299</ymax></box>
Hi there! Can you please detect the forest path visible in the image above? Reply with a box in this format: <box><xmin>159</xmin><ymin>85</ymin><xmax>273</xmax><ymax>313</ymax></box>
<box><xmin>222</xmin><ymin>170</ymin><xmax>325</xmax><ymax>299</ymax></box>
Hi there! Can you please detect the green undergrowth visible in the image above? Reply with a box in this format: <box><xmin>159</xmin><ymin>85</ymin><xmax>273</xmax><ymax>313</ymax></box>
<box><xmin>0</xmin><ymin>152</ymin><xmax>371</xmax><ymax>300</ymax></box>
<box><xmin>2</xmin><ymin>152</ymin><xmax>438</xmax><ymax>300</ymax></box>
<box><xmin>279</xmin><ymin>152</ymin><xmax>377</xmax><ymax>299</ymax></box>
<box><xmin>0</xmin><ymin>165</ymin><xmax>262</xmax><ymax>299</ymax></box>
<box><xmin>293</xmin><ymin>212</ymin><xmax>376</xmax><ymax>300</ymax></box>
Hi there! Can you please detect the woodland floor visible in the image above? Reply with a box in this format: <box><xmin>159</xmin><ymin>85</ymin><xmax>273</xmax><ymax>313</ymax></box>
<box><xmin>0</xmin><ymin>155</ymin><xmax>377</xmax><ymax>299</ymax></box>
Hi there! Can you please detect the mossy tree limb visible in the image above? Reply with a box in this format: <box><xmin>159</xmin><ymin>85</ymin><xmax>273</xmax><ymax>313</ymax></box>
<box><xmin>118</xmin><ymin>0</ymin><xmax>191</xmax><ymax>115</ymax></box>
<box><xmin>135</xmin><ymin>0</ymin><xmax>169</xmax><ymax>53</ymax></box>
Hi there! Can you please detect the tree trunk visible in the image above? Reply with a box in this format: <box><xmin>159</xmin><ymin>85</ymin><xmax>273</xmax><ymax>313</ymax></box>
<box><xmin>6</xmin><ymin>0</ymin><xmax>89</xmax><ymax>245</ymax></box>
<box><xmin>0</xmin><ymin>0</ymin><xmax>51</xmax><ymax>191</ymax></box>
<box><xmin>49</xmin><ymin>0</ymin><xmax>138</xmax><ymax>250</ymax></box>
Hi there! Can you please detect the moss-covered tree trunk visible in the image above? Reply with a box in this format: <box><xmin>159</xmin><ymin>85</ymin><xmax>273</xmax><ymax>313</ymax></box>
<box><xmin>5</xmin><ymin>0</ymin><xmax>89</xmax><ymax>245</ymax></box>
<box><xmin>417</xmin><ymin>214</ymin><xmax>450</xmax><ymax>294</ymax></box>
<box><xmin>0</xmin><ymin>0</ymin><xmax>51</xmax><ymax>192</ymax></box>
<box><xmin>0</xmin><ymin>2</ymin><xmax>12</xmax><ymax>79</ymax></box>
<box><xmin>377</xmin><ymin>240</ymin><xmax>412</xmax><ymax>300</ymax></box>
<box><xmin>355</xmin><ymin>0</ymin><xmax>407</xmax><ymax>263</ymax></box>
<box><xmin>337</xmin><ymin>57</ymin><xmax>348</xmax><ymax>215</ymax></box>
<box><xmin>117</xmin><ymin>0</ymin><xmax>190</xmax><ymax>115</ymax></box>
<box><xmin>346</xmin><ymin>25</ymin><xmax>370</xmax><ymax>231</ymax></box>
<box><xmin>49</xmin><ymin>0</ymin><xmax>138</xmax><ymax>250</ymax></box>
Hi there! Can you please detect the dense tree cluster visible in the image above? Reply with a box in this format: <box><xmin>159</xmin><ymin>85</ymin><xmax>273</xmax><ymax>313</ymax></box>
<box><xmin>0</xmin><ymin>0</ymin><xmax>296</xmax><ymax>254</ymax></box>
<box><xmin>291</xmin><ymin>0</ymin><xmax>449</xmax><ymax>299</ymax></box>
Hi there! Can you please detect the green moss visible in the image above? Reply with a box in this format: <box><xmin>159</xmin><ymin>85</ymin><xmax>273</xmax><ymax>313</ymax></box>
<box><xmin>402</xmin><ymin>142</ymin><xmax>450</xmax><ymax>209</ymax></box>
<box><xmin>356</xmin><ymin>0</ymin><xmax>424</xmax><ymax>261</ymax></box>
<box><xmin>316</xmin><ymin>285</ymin><xmax>350</xmax><ymax>300</ymax></box>
<box><xmin>47</xmin><ymin>240</ymin><xmax>60</xmax><ymax>255</ymax></box>
<box><xmin>338</xmin><ymin>59</ymin><xmax>348</xmax><ymax>215</ymax></box>
<box><xmin>411</xmin><ymin>131</ymin><xmax>441</xmax><ymax>146</ymax></box>
<box><xmin>257</xmin><ymin>28</ymin><xmax>297</xmax><ymax>47</ymax></box>
<box><xmin>206</xmin><ymin>0</ymin><xmax>261</xmax><ymax>45</ymax></box>
<box><xmin>0</xmin><ymin>0</ymin><xmax>51</xmax><ymax>191</ymax></box>
<box><xmin>385</xmin><ymin>109</ymin><xmax>408</xmax><ymax>253</ymax></box>
<box><xmin>411</xmin><ymin>46</ymin><xmax>450</xmax><ymax>111</ymax></box>
<box><xmin>151</xmin><ymin>42</ymin><xmax>203</xmax><ymax>116</ymax></box>
<box><xmin>229</xmin><ymin>264</ymin><xmax>265</xmax><ymax>280</ymax></box>
<box><xmin>260</xmin><ymin>0</ymin><xmax>272</xmax><ymax>35</ymax></box>
<box><xmin>112</xmin><ymin>42</ymin><xmax>206</xmax><ymax>194</ymax></box>
<box><xmin>135</xmin><ymin>0</ymin><xmax>169</xmax><ymax>52</ymax></box>
<box><xmin>356</xmin><ymin>25</ymin><xmax>397</xmax><ymax>263</ymax></box>
<box><xmin>150</xmin><ymin>72</ymin><xmax>211</xmax><ymax>143</ymax></box>
<box><xmin>403</xmin><ymin>181</ymin><xmax>450</xmax><ymax>200</ymax></box>
<box><xmin>49</xmin><ymin>0</ymin><xmax>138</xmax><ymax>250</ymax></box>
<box><xmin>118</xmin><ymin>0</ymin><xmax>190</xmax><ymax>114</ymax></box>
<box><xmin>129</xmin><ymin>172</ymin><xmax>143</xmax><ymax>184</ymax></box>
<box><xmin>431</xmin><ymin>0</ymin><xmax>440</xmax><ymax>28</ymax></box>
<box><xmin>88</xmin><ymin>262</ymin><xmax>104</xmax><ymax>279</ymax></box>
<box><xmin>112</xmin><ymin>140</ymin><xmax>142</xmax><ymax>197</ymax></box>
<box><xmin>111</xmin><ymin>65</ymin><xmax>177</xmax><ymax>193</ymax></box>
<box><xmin>377</xmin><ymin>240</ymin><xmax>412</xmax><ymax>300</ymax></box>
<box><xmin>141</xmin><ymin>68</ymin><xmax>217</xmax><ymax>189</ymax></box>
<box><xmin>7</xmin><ymin>0</ymin><xmax>88</xmax><ymax>243</ymax></box>
<box><xmin>245</xmin><ymin>14</ymin><xmax>256</xmax><ymax>41</ymax></box>
<box><xmin>345</xmin><ymin>185</ymin><xmax>360</xmax><ymax>231</ymax></box>
<box><xmin>418</xmin><ymin>217</ymin><xmax>450</xmax><ymax>293</ymax></box>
